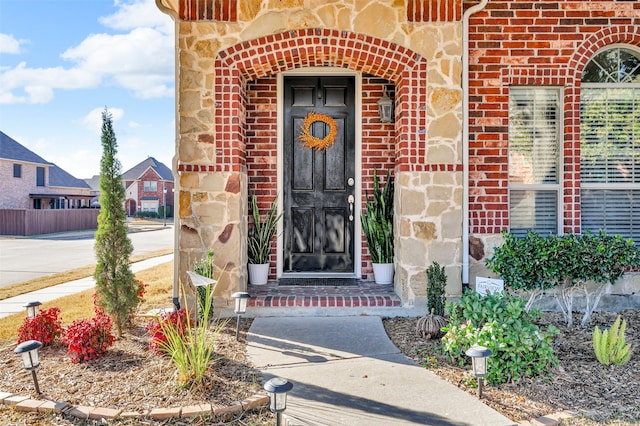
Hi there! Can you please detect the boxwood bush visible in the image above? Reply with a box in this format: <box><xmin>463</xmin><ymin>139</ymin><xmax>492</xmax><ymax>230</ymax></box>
<box><xmin>441</xmin><ymin>290</ymin><xmax>558</xmax><ymax>386</ymax></box>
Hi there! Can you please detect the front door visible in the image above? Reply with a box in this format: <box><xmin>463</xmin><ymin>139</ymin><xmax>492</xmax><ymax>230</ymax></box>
<box><xmin>283</xmin><ymin>76</ymin><xmax>356</xmax><ymax>273</ymax></box>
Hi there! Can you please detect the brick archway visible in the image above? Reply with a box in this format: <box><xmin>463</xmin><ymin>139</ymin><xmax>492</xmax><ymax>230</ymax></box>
<box><xmin>211</xmin><ymin>28</ymin><xmax>428</xmax><ymax>174</ymax></box>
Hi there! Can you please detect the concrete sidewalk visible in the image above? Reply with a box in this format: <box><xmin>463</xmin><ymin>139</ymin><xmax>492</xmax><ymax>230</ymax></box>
<box><xmin>247</xmin><ymin>316</ymin><xmax>516</xmax><ymax>426</ymax></box>
<box><xmin>0</xmin><ymin>254</ymin><xmax>173</xmax><ymax>319</ymax></box>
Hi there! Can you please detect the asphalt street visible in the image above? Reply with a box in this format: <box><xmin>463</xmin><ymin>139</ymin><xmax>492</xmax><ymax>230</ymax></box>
<box><xmin>0</xmin><ymin>226</ymin><xmax>174</xmax><ymax>287</ymax></box>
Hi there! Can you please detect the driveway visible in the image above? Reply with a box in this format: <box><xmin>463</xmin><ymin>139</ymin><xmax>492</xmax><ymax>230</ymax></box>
<box><xmin>0</xmin><ymin>225</ymin><xmax>174</xmax><ymax>287</ymax></box>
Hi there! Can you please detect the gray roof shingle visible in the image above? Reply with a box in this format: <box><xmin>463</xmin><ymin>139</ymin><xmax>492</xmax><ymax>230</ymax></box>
<box><xmin>0</xmin><ymin>131</ymin><xmax>50</xmax><ymax>165</ymax></box>
<box><xmin>121</xmin><ymin>156</ymin><xmax>173</xmax><ymax>181</ymax></box>
<box><xmin>49</xmin><ymin>164</ymin><xmax>91</xmax><ymax>189</ymax></box>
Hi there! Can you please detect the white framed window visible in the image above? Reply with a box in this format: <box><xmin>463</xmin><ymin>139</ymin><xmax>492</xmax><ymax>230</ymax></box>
<box><xmin>143</xmin><ymin>181</ymin><xmax>157</xmax><ymax>192</ymax></box>
<box><xmin>581</xmin><ymin>46</ymin><xmax>640</xmax><ymax>244</ymax></box>
<box><xmin>508</xmin><ymin>87</ymin><xmax>563</xmax><ymax>237</ymax></box>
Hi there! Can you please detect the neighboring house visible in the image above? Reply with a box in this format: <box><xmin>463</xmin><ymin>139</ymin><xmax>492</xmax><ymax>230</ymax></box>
<box><xmin>0</xmin><ymin>131</ymin><xmax>93</xmax><ymax>209</ymax></box>
<box><xmin>83</xmin><ymin>175</ymin><xmax>101</xmax><ymax>208</ymax></box>
<box><xmin>154</xmin><ymin>0</ymin><xmax>640</xmax><ymax>308</ymax></box>
<box><xmin>121</xmin><ymin>157</ymin><xmax>174</xmax><ymax>217</ymax></box>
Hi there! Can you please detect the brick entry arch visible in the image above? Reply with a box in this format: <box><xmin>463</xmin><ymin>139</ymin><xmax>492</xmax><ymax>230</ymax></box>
<box><xmin>211</xmin><ymin>28</ymin><xmax>428</xmax><ymax>174</ymax></box>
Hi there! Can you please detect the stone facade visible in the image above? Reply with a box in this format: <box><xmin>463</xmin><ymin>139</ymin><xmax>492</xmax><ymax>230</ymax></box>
<box><xmin>157</xmin><ymin>0</ymin><xmax>640</xmax><ymax>309</ymax></box>
<box><xmin>157</xmin><ymin>0</ymin><xmax>465</xmax><ymax>308</ymax></box>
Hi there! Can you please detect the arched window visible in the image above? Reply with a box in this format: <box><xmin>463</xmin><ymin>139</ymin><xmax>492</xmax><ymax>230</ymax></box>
<box><xmin>580</xmin><ymin>46</ymin><xmax>640</xmax><ymax>243</ymax></box>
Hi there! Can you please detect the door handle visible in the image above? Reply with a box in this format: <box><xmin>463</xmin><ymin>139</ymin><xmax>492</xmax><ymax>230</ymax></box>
<box><xmin>348</xmin><ymin>195</ymin><xmax>354</xmax><ymax>222</ymax></box>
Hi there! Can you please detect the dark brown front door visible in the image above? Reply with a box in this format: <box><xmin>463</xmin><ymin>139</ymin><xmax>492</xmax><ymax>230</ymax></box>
<box><xmin>283</xmin><ymin>76</ymin><xmax>356</xmax><ymax>273</ymax></box>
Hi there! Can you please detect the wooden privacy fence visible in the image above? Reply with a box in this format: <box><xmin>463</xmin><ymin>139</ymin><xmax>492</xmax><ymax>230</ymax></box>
<box><xmin>0</xmin><ymin>209</ymin><xmax>99</xmax><ymax>236</ymax></box>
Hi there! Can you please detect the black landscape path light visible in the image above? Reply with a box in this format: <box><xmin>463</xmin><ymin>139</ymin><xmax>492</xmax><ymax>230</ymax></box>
<box><xmin>24</xmin><ymin>301</ymin><xmax>42</xmax><ymax>319</ymax></box>
<box><xmin>231</xmin><ymin>291</ymin><xmax>250</xmax><ymax>341</ymax></box>
<box><xmin>465</xmin><ymin>345</ymin><xmax>492</xmax><ymax>398</ymax></box>
<box><xmin>14</xmin><ymin>340</ymin><xmax>43</xmax><ymax>394</ymax></box>
<box><xmin>264</xmin><ymin>377</ymin><xmax>293</xmax><ymax>426</ymax></box>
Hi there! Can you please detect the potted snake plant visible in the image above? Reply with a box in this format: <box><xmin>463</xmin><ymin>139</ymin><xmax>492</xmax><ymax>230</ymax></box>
<box><xmin>248</xmin><ymin>194</ymin><xmax>282</xmax><ymax>285</ymax></box>
<box><xmin>361</xmin><ymin>169</ymin><xmax>394</xmax><ymax>284</ymax></box>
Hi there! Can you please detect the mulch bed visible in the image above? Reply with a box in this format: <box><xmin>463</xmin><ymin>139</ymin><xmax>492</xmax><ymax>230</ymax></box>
<box><xmin>0</xmin><ymin>311</ymin><xmax>638</xmax><ymax>425</ymax></box>
<box><xmin>383</xmin><ymin>310</ymin><xmax>640</xmax><ymax>425</ymax></box>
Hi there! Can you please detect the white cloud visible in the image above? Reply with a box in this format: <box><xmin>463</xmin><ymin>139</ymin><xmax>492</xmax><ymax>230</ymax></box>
<box><xmin>101</xmin><ymin>0</ymin><xmax>174</xmax><ymax>34</ymax></box>
<box><xmin>81</xmin><ymin>107</ymin><xmax>126</xmax><ymax>134</ymax></box>
<box><xmin>0</xmin><ymin>0</ymin><xmax>174</xmax><ymax>105</ymax></box>
<box><xmin>0</xmin><ymin>33</ymin><xmax>25</xmax><ymax>54</ymax></box>
<box><xmin>49</xmin><ymin>149</ymin><xmax>101</xmax><ymax>179</ymax></box>
<box><xmin>0</xmin><ymin>62</ymin><xmax>101</xmax><ymax>104</ymax></box>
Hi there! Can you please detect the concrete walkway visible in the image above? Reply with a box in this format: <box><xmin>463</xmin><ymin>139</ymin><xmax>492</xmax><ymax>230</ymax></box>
<box><xmin>247</xmin><ymin>316</ymin><xmax>516</xmax><ymax>426</ymax></box>
<box><xmin>0</xmin><ymin>254</ymin><xmax>173</xmax><ymax>319</ymax></box>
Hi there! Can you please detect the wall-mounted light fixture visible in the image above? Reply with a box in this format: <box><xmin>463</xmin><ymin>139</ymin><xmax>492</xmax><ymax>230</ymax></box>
<box><xmin>377</xmin><ymin>86</ymin><xmax>394</xmax><ymax>123</ymax></box>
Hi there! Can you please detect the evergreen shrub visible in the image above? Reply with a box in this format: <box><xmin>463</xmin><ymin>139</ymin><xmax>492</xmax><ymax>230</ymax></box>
<box><xmin>442</xmin><ymin>291</ymin><xmax>558</xmax><ymax>385</ymax></box>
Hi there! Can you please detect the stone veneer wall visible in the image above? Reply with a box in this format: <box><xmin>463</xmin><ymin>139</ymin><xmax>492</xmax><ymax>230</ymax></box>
<box><xmin>159</xmin><ymin>0</ymin><xmax>467</xmax><ymax>307</ymax></box>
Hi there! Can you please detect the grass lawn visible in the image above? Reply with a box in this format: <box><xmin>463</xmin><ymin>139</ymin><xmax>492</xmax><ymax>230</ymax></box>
<box><xmin>0</xmin><ymin>260</ymin><xmax>174</xmax><ymax>347</ymax></box>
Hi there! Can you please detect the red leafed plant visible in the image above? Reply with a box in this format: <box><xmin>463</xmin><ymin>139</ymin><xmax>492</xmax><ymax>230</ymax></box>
<box><xmin>146</xmin><ymin>309</ymin><xmax>188</xmax><ymax>355</ymax></box>
<box><xmin>136</xmin><ymin>279</ymin><xmax>148</xmax><ymax>302</ymax></box>
<box><xmin>62</xmin><ymin>312</ymin><xmax>116</xmax><ymax>363</ymax></box>
<box><xmin>17</xmin><ymin>307</ymin><xmax>62</xmax><ymax>346</ymax></box>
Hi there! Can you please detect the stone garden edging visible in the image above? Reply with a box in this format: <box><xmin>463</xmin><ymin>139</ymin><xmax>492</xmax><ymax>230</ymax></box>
<box><xmin>0</xmin><ymin>389</ymin><xmax>269</xmax><ymax>422</ymax></box>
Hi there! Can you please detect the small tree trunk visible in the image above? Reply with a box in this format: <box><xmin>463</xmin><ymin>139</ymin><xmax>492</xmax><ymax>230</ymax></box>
<box><xmin>580</xmin><ymin>282</ymin><xmax>609</xmax><ymax>327</ymax></box>
<box><xmin>524</xmin><ymin>288</ymin><xmax>543</xmax><ymax>312</ymax></box>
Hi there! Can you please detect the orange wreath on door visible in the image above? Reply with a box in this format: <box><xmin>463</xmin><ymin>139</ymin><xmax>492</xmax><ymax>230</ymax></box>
<box><xmin>298</xmin><ymin>112</ymin><xmax>338</xmax><ymax>151</ymax></box>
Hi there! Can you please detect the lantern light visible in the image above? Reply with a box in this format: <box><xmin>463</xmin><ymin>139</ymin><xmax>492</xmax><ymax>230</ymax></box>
<box><xmin>24</xmin><ymin>301</ymin><xmax>42</xmax><ymax>319</ymax></box>
<box><xmin>231</xmin><ymin>292</ymin><xmax>250</xmax><ymax>341</ymax></box>
<box><xmin>465</xmin><ymin>345</ymin><xmax>492</xmax><ymax>398</ymax></box>
<box><xmin>377</xmin><ymin>87</ymin><xmax>394</xmax><ymax>123</ymax></box>
<box><xmin>264</xmin><ymin>377</ymin><xmax>293</xmax><ymax>426</ymax></box>
<box><xmin>14</xmin><ymin>340</ymin><xmax>43</xmax><ymax>394</ymax></box>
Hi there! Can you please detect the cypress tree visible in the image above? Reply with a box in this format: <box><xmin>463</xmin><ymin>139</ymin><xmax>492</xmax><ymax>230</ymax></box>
<box><xmin>94</xmin><ymin>108</ymin><xmax>138</xmax><ymax>337</ymax></box>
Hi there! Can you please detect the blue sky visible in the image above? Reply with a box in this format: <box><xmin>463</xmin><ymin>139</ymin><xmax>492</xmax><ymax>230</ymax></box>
<box><xmin>0</xmin><ymin>0</ymin><xmax>175</xmax><ymax>179</ymax></box>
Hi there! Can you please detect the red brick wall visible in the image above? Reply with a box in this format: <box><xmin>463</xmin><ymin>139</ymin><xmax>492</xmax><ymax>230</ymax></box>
<box><xmin>246</xmin><ymin>78</ymin><xmax>278</xmax><ymax>208</ymax></box>
<box><xmin>196</xmin><ymin>28</ymin><xmax>428</xmax><ymax>177</ymax></box>
<box><xmin>245</xmin><ymin>76</ymin><xmax>395</xmax><ymax>279</ymax></box>
<box><xmin>408</xmin><ymin>0</ymin><xmax>463</xmax><ymax>22</ymax></box>
<box><xmin>361</xmin><ymin>76</ymin><xmax>395</xmax><ymax>279</ymax></box>
<box><xmin>137</xmin><ymin>169</ymin><xmax>174</xmax><ymax>209</ymax></box>
<box><xmin>467</xmin><ymin>0</ymin><xmax>640</xmax><ymax>235</ymax></box>
<box><xmin>179</xmin><ymin>0</ymin><xmax>236</xmax><ymax>21</ymax></box>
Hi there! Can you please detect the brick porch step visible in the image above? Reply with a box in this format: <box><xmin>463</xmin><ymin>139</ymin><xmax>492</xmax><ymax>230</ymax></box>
<box><xmin>247</xmin><ymin>281</ymin><xmax>402</xmax><ymax>309</ymax></box>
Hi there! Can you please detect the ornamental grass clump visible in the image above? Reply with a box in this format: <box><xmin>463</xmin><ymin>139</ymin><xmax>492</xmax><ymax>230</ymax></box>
<box><xmin>151</xmin><ymin>283</ymin><xmax>227</xmax><ymax>389</ymax></box>
<box><xmin>593</xmin><ymin>316</ymin><xmax>632</xmax><ymax>366</ymax></box>
<box><xmin>192</xmin><ymin>250</ymin><xmax>216</xmax><ymax>320</ymax></box>
<box><xmin>441</xmin><ymin>291</ymin><xmax>558</xmax><ymax>386</ymax></box>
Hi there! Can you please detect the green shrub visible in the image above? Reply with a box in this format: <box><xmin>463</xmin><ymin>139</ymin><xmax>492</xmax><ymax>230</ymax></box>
<box><xmin>485</xmin><ymin>231</ymin><xmax>559</xmax><ymax>311</ymax></box>
<box><xmin>593</xmin><ymin>316</ymin><xmax>632</xmax><ymax>366</ymax></box>
<box><xmin>426</xmin><ymin>261</ymin><xmax>447</xmax><ymax>317</ymax></box>
<box><xmin>486</xmin><ymin>230</ymin><xmax>640</xmax><ymax>327</ymax></box>
<box><xmin>442</xmin><ymin>291</ymin><xmax>558</xmax><ymax>385</ymax></box>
